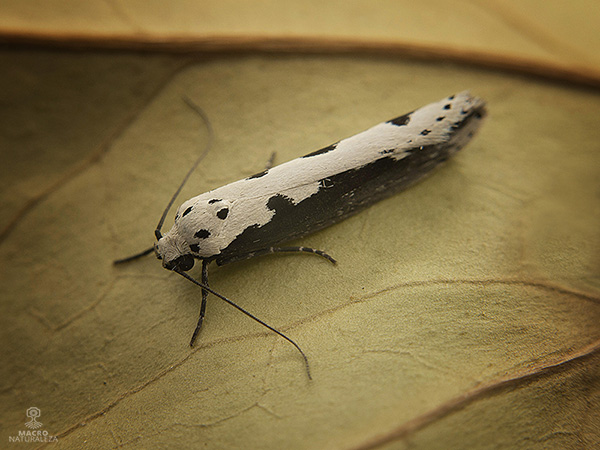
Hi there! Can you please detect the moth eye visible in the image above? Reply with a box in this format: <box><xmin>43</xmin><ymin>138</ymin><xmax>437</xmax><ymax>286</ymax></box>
<box><xmin>170</xmin><ymin>255</ymin><xmax>194</xmax><ymax>272</ymax></box>
<box><xmin>179</xmin><ymin>254</ymin><xmax>195</xmax><ymax>271</ymax></box>
<box><xmin>167</xmin><ymin>254</ymin><xmax>194</xmax><ymax>271</ymax></box>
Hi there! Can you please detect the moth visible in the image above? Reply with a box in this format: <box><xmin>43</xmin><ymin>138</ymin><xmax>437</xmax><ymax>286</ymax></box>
<box><xmin>116</xmin><ymin>91</ymin><xmax>487</xmax><ymax>378</ymax></box>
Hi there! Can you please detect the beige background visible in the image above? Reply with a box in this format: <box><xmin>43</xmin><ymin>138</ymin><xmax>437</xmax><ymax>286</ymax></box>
<box><xmin>1</xmin><ymin>1</ymin><xmax>599</xmax><ymax>69</ymax></box>
<box><xmin>0</xmin><ymin>2</ymin><xmax>599</xmax><ymax>449</ymax></box>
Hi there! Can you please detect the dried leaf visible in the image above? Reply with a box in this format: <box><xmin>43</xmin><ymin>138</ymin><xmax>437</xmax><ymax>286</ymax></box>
<box><xmin>1</xmin><ymin>54</ymin><xmax>599</xmax><ymax>449</ymax></box>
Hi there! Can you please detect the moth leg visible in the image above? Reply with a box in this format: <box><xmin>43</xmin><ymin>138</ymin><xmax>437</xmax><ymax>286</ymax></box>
<box><xmin>189</xmin><ymin>260</ymin><xmax>209</xmax><ymax>346</ymax></box>
<box><xmin>218</xmin><ymin>246</ymin><xmax>336</xmax><ymax>265</ymax></box>
<box><xmin>271</xmin><ymin>246</ymin><xmax>336</xmax><ymax>263</ymax></box>
<box><xmin>264</xmin><ymin>151</ymin><xmax>276</xmax><ymax>170</ymax></box>
<box><xmin>247</xmin><ymin>152</ymin><xmax>277</xmax><ymax>179</ymax></box>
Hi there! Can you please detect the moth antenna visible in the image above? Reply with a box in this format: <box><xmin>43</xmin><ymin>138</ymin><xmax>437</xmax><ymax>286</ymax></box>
<box><xmin>155</xmin><ymin>96</ymin><xmax>215</xmax><ymax>238</ymax></box>
<box><xmin>113</xmin><ymin>246</ymin><xmax>154</xmax><ymax>265</ymax></box>
<box><xmin>174</xmin><ymin>268</ymin><xmax>312</xmax><ymax>380</ymax></box>
<box><xmin>114</xmin><ymin>97</ymin><xmax>214</xmax><ymax>264</ymax></box>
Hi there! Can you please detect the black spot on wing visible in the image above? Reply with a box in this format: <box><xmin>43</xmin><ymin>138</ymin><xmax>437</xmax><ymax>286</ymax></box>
<box><xmin>388</xmin><ymin>112</ymin><xmax>412</xmax><ymax>126</ymax></box>
<box><xmin>182</xmin><ymin>206</ymin><xmax>193</xmax><ymax>217</ymax></box>
<box><xmin>217</xmin><ymin>208</ymin><xmax>229</xmax><ymax>220</ymax></box>
<box><xmin>194</xmin><ymin>229</ymin><xmax>210</xmax><ymax>239</ymax></box>
<box><xmin>443</xmin><ymin>104</ymin><xmax>452</xmax><ymax>110</ymax></box>
<box><xmin>267</xmin><ymin>194</ymin><xmax>293</xmax><ymax>211</ymax></box>
<box><xmin>189</xmin><ymin>244</ymin><xmax>200</xmax><ymax>253</ymax></box>
<box><xmin>448</xmin><ymin>95</ymin><xmax>455</xmax><ymax>100</ymax></box>
<box><xmin>302</xmin><ymin>143</ymin><xmax>337</xmax><ymax>158</ymax></box>
<box><xmin>247</xmin><ymin>169</ymin><xmax>268</xmax><ymax>180</ymax></box>
<box><xmin>421</xmin><ymin>129</ymin><xmax>431</xmax><ymax>136</ymax></box>
<box><xmin>436</xmin><ymin>116</ymin><xmax>445</xmax><ymax>121</ymax></box>
<box><xmin>208</xmin><ymin>198</ymin><xmax>221</xmax><ymax>204</ymax></box>
<box><xmin>449</xmin><ymin>104</ymin><xmax>487</xmax><ymax>132</ymax></box>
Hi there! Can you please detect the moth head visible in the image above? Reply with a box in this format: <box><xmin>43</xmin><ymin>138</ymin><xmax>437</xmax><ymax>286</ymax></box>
<box><xmin>154</xmin><ymin>232</ymin><xmax>195</xmax><ymax>272</ymax></box>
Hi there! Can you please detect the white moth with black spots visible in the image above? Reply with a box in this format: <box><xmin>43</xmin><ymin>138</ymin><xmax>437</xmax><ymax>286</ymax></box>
<box><xmin>116</xmin><ymin>91</ymin><xmax>487</xmax><ymax>379</ymax></box>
